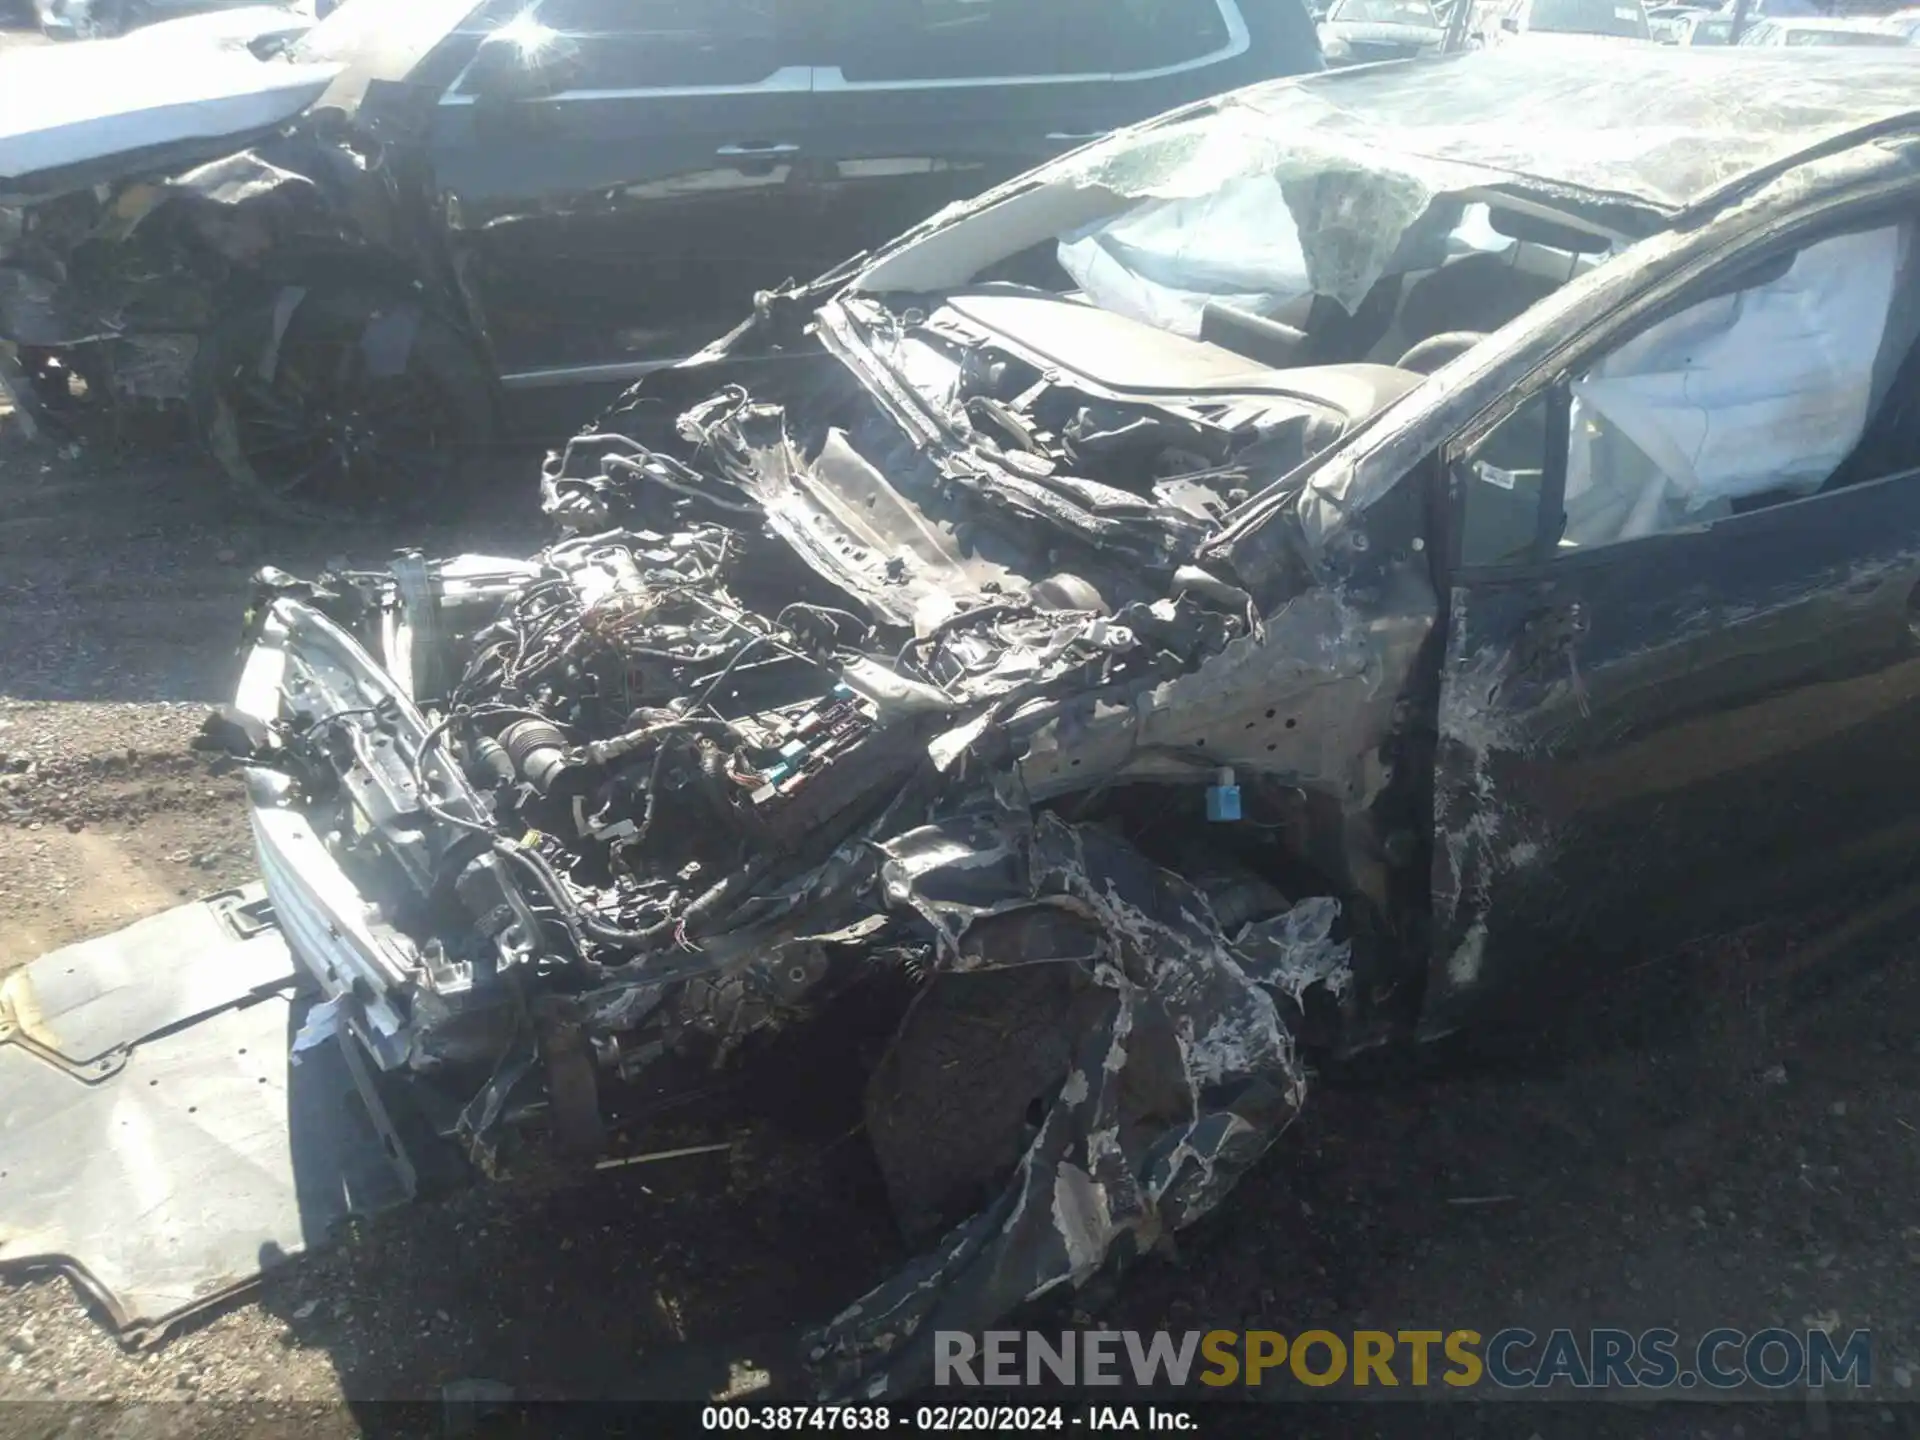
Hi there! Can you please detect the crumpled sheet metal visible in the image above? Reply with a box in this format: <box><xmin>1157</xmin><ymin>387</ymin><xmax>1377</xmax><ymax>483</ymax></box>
<box><xmin>806</xmin><ymin>811</ymin><xmax>1339</xmax><ymax>1399</ymax></box>
<box><xmin>1</xmin><ymin>128</ymin><xmax>438</xmax><ymax>351</ymax></box>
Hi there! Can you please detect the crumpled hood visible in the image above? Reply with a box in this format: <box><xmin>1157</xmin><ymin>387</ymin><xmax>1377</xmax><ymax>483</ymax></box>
<box><xmin>0</xmin><ymin>9</ymin><xmax>340</xmax><ymax>188</ymax></box>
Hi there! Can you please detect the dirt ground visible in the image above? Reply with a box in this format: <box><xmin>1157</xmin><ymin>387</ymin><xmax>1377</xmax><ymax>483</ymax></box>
<box><xmin>2</xmin><ymin>383</ymin><xmax>1919</xmax><ymax>1440</ymax></box>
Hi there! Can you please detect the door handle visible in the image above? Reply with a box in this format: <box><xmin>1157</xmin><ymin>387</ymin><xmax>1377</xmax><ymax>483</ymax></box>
<box><xmin>717</xmin><ymin>142</ymin><xmax>800</xmax><ymax>158</ymax></box>
<box><xmin>1046</xmin><ymin>131</ymin><xmax>1106</xmax><ymax>143</ymax></box>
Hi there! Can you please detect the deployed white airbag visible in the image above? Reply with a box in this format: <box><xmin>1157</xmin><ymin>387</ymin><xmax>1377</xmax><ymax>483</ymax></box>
<box><xmin>1056</xmin><ymin>176</ymin><xmax>1312</xmax><ymax>338</ymax></box>
<box><xmin>1563</xmin><ymin>224</ymin><xmax>1911</xmax><ymax>547</ymax></box>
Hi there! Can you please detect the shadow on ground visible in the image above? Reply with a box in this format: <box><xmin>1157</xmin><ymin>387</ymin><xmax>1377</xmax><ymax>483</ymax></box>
<box><xmin>0</xmin><ymin>414</ymin><xmax>544</xmax><ymax>707</ymax></box>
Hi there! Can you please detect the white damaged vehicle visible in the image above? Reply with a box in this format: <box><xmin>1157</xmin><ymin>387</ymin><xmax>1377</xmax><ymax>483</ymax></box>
<box><xmin>1</xmin><ymin>5</ymin><xmax>328</xmax><ymax>169</ymax></box>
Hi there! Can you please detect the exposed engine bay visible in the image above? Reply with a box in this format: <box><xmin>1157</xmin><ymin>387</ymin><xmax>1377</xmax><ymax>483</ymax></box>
<box><xmin>209</xmin><ymin>81</ymin><xmax>1654</xmax><ymax>1393</ymax></box>
<box><xmin>215</xmin><ymin>278</ymin><xmax>1443</xmax><ymax>1395</ymax></box>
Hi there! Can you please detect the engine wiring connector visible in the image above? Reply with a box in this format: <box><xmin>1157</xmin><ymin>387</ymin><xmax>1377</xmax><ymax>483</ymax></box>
<box><xmin>1206</xmin><ymin>766</ymin><xmax>1241</xmax><ymax>822</ymax></box>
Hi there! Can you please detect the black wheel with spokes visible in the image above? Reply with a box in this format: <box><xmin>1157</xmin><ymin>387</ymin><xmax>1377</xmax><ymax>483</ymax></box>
<box><xmin>193</xmin><ymin>285</ymin><xmax>495</xmax><ymax>521</ymax></box>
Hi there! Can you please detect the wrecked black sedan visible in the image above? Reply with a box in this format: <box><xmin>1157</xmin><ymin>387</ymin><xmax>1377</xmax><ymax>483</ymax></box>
<box><xmin>0</xmin><ymin>0</ymin><xmax>1318</xmax><ymax>512</ymax></box>
<box><xmin>218</xmin><ymin>45</ymin><xmax>1920</xmax><ymax>1397</ymax></box>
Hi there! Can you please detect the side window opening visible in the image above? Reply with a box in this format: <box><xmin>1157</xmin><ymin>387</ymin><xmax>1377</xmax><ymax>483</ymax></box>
<box><xmin>1456</xmin><ymin>217</ymin><xmax>1920</xmax><ymax>566</ymax></box>
<box><xmin>827</xmin><ymin>0</ymin><xmax>1233</xmax><ymax>84</ymax></box>
<box><xmin>1457</xmin><ymin>389</ymin><xmax>1553</xmax><ymax>568</ymax></box>
<box><xmin>471</xmin><ymin>0</ymin><xmax>785</xmax><ymax>92</ymax></box>
<box><xmin>1110</xmin><ymin>0</ymin><xmax>1235</xmax><ymax>72</ymax></box>
<box><xmin>829</xmin><ymin>0</ymin><xmax>1103</xmax><ymax>82</ymax></box>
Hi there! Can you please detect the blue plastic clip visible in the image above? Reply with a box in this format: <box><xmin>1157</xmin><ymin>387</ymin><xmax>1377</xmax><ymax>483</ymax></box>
<box><xmin>1205</xmin><ymin>767</ymin><xmax>1242</xmax><ymax>823</ymax></box>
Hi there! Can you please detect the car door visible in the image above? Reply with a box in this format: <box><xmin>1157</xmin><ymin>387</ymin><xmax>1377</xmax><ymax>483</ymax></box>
<box><xmin>798</xmin><ymin>0</ymin><xmax>1284</xmax><ymax>283</ymax></box>
<box><xmin>427</xmin><ymin>0</ymin><xmax>819</xmax><ymax>386</ymax></box>
<box><xmin>1421</xmin><ymin>210</ymin><xmax>1920</xmax><ymax>1037</ymax></box>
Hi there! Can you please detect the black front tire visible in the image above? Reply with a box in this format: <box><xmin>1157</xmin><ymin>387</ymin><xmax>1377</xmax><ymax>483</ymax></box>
<box><xmin>192</xmin><ymin>285</ymin><xmax>496</xmax><ymax>522</ymax></box>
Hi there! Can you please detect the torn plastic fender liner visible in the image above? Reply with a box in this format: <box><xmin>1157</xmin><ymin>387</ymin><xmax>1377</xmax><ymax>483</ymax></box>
<box><xmin>807</xmin><ymin>811</ymin><xmax>1339</xmax><ymax>1399</ymax></box>
<box><xmin>0</xmin><ymin>889</ymin><xmax>414</xmax><ymax>1343</ymax></box>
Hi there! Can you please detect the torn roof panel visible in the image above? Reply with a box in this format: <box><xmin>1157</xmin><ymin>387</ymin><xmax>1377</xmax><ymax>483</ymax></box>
<box><xmin>1124</xmin><ymin>47</ymin><xmax>1920</xmax><ymax>220</ymax></box>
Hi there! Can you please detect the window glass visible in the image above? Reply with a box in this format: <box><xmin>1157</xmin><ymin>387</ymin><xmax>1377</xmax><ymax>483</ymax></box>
<box><xmin>828</xmin><ymin>0</ymin><xmax>1229</xmax><ymax>83</ymax></box>
<box><xmin>1455</xmin><ymin>221</ymin><xmax>1920</xmax><ymax>563</ymax></box>
<box><xmin>1458</xmin><ymin>391</ymin><xmax>1551</xmax><ymax>568</ymax></box>
<box><xmin>1110</xmin><ymin>0</ymin><xmax>1234</xmax><ymax>70</ymax></box>
<box><xmin>828</xmin><ymin>0</ymin><xmax>1097</xmax><ymax>81</ymax></box>
<box><xmin>517</xmin><ymin>0</ymin><xmax>783</xmax><ymax>89</ymax></box>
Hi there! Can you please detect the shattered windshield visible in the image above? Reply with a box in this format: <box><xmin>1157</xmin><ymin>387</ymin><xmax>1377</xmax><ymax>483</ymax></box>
<box><xmin>1044</xmin><ymin>95</ymin><xmax>1594</xmax><ymax>332</ymax></box>
<box><xmin>838</xmin><ymin>74</ymin><xmax>1635</xmax><ymax>548</ymax></box>
<box><xmin>1528</xmin><ymin>0</ymin><xmax>1650</xmax><ymax>35</ymax></box>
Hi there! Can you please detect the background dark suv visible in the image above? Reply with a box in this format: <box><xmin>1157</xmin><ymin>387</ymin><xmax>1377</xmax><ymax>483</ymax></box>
<box><xmin>434</xmin><ymin>0</ymin><xmax>1323</xmax><ymax>392</ymax></box>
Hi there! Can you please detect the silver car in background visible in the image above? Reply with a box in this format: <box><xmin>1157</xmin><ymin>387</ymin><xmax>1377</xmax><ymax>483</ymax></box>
<box><xmin>1317</xmin><ymin>0</ymin><xmax>1445</xmax><ymax>62</ymax></box>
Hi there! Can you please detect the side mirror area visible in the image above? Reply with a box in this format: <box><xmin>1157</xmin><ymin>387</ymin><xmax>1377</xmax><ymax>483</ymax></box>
<box><xmin>465</xmin><ymin>30</ymin><xmax>586</xmax><ymax>103</ymax></box>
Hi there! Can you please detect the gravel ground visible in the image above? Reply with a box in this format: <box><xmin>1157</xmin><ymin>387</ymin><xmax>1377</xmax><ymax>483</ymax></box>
<box><xmin>1</xmin><ymin>386</ymin><xmax>1918</xmax><ymax>1439</ymax></box>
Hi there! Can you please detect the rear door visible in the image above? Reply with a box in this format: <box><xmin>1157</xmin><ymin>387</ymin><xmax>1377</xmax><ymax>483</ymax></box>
<box><xmin>1423</xmin><ymin>210</ymin><xmax>1920</xmax><ymax>1036</ymax></box>
<box><xmin>798</xmin><ymin>0</ymin><xmax>1282</xmax><ymax>279</ymax></box>
<box><xmin>428</xmin><ymin>0</ymin><xmax>819</xmax><ymax>384</ymax></box>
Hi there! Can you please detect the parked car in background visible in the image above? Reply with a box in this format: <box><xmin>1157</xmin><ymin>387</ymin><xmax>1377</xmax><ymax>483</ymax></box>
<box><xmin>1645</xmin><ymin>0</ymin><xmax>1707</xmax><ymax>41</ymax></box>
<box><xmin>1672</xmin><ymin>10</ymin><xmax>1732</xmax><ymax>42</ymax></box>
<box><xmin>1738</xmin><ymin>15</ymin><xmax>1909</xmax><ymax>44</ymax></box>
<box><xmin>1474</xmin><ymin>0</ymin><xmax>1654</xmax><ymax>46</ymax></box>
<box><xmin>1317</xmin><ymin>0</ymin><xmax>1444</xmax><ymax>62</ymax></box>
<box><xmin>0</xmin><ymin>0</ymin><xmax>1323</xmax><ymax>515</ymax></box>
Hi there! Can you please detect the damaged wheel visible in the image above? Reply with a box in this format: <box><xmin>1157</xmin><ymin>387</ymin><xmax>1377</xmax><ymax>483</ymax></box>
<box><xmin>192</xmin><ymin>286</ymin><xmax>495</xmax><ymax>521</ymax></box>
<box><xmin>865</xmin><ymin>962</ymin><xmax>1088</xmax><ymax>1244</ymax></box>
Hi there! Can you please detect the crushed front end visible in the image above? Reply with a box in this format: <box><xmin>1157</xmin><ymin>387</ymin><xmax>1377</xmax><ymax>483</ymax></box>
<box><xmin>219</xmin><ymin>312</ymin><xmax>1408</xmax><ymax>1393</ymax></box>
